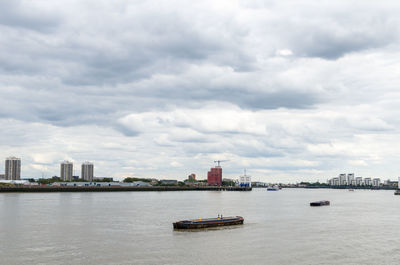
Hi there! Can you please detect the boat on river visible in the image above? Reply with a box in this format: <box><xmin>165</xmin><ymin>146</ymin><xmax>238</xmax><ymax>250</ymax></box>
<box><xmin>267</xmin><ymin>185</ymin><xmax>280</xmax><ymax>191</ymax></box>
<box><xmin>173</xmin><ymin>216</ymin><xmax>244</xmax><ymax>229</ymax></box>
<box><xmin>310</xmin><ymin>200</ymin><xmax>330</xmax><ymax>206</ymax></box>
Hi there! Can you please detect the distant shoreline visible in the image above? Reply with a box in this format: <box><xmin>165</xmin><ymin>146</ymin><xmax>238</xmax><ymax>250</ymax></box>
<box><xmin>289</xmin><ymin>185</ymin><xmax>397</xmax><ymax>190</ymax></box>
<box><xmin>0</xmin><ymin>186</ymin><xmax>252</xmax><ymax>193</ymax></box>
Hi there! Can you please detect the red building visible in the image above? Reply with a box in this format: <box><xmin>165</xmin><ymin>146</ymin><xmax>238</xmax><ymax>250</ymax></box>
<box><xmin>207</xmin><ymin>167</ymin><xmax>222</xmax><ymax>186</ymax></box>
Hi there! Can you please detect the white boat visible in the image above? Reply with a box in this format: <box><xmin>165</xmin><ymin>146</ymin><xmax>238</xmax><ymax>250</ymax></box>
<box><xmin>267</xmin><ymin>185</ymin><xmax>280</xmax><ymax>191</ymax></box>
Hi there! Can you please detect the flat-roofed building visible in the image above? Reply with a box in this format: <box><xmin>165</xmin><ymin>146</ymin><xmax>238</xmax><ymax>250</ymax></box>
<box><xmin>339</xmin><ymin>174</ymin><xmax>347</xmax><ymax>185</ymax></box>
<box><xmin>60</xmin><ymin>161</ymin><xmax>73</xmax><ymax>181</ymax></box>
<box><xmin>238</xmin><ymin>174</ymin><xmax>251</xmax><ymax>188</ymax></box>
<box><xmin>5</xmin><ymin>157</ymin><xmax>21</xmax><ymax>180</ymax></box>
<box><xmin>331</xmin><ymin>177</ymin><xmax>339</xmax><ymax>186</ymax></box>
<box><xmin>355</xmin><ymin>177</ymin><xmax>363</xmax><ymax>186</ymax></box>
<box><xmin>160</xmin><ymin>179</ymin><xmax>178</xmax><ymax>185</ymax></box>
<box><xmin>364</xmin><ymin>178</ymin><xmax>372</xmax><ymax>186</ymax></box>
<box><xmin>372</xmin><ymin>178</ymin><xmax>381</xmax><ymax>187</ymax></box>
<box><xmin>347</xmin><ymin>173</ymin><xmax>355</xmax><ymax>186</ymax></box>
<box><xmin>207</xmin><ymin>166</ymin><xmax>222</xmax><ymax>186</ymax></box>
<box><xmin>81</xmin><ymin>161</ymin><xmax>94</xmax><ymax>182</ymax></box>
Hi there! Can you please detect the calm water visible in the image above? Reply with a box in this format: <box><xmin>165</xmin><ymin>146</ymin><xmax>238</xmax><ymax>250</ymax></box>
<box><xmin>1</xmin><ymin>189</ymin><xmax>400</xmax><ymax>265</ymax></box>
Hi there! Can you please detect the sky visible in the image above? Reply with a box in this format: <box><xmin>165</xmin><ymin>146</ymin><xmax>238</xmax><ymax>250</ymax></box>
<box><xmin>1</xmin><ymin>0</ymin><xmax>400</xmax><ymax>182</ymax></box>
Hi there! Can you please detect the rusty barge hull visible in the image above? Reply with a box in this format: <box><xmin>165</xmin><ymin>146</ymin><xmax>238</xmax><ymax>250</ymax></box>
<box><xmin>173</xmin><ymin>216</ymin><xmax>244</xmax><ymax>229</ymax></box>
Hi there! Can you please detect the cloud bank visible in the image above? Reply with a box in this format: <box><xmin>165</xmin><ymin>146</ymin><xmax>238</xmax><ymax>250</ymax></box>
<box><xmin>1</xmin><ymin>0</ymin><xmax>400</xmax><ymax>182</ymax></box>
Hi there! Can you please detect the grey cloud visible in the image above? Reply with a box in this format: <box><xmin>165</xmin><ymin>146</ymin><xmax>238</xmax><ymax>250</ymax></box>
<box><xmin>292</xmin><ymin>28</ymin><xmax>395</xmax><ymax>60</ymax></box>
<box><xmin>0</xmin><ymin>0</ymin><xmax>60</xmax><ymax>32</ymax></box>
<box><xmin>2</xmin><ymin>0</ymin><xmax>400</xmax><ymax>181</ymax></box>
<box><xmin>262</xmin><ymin>3</ymin><xmax>400</xmax><ymax>59</ymax></box>
<box><xmin>214</xmin><ymin>88</ymin><xmax>318</xmax><ymax>109</ymax></box>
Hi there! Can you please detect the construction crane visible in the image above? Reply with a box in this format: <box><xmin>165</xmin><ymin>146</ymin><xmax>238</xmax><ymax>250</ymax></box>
<box><xmin>214</xmin><ymin>160</ymin><xmax>230</xmax><ymax>167</ymax></box>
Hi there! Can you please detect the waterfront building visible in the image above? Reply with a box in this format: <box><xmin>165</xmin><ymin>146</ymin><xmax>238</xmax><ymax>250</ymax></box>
<box><xmin>160</xmin><ymin>179</ymin><xmax>178</xmax><ymax>185</ymax></box>
<box><xmin>188</xmin><ymin>173</ymin><xmax>196</xmax><ymax>181</ymax></box>
<box><xmin>351</xmin><ymin>180</ymin><xmax>356</xmax><ymax>186</ymax></box>
<box><xmin>332</xmin><ymin>177</ymin><xmax>339</xmax><ymax>186</ymax></box>
<box><xmin>347</xmin><ymin>173</ymin><xmax>354</xmax><ymax>185</ymax></box>
<box><xmin>328</xmin><ymin>178</ymin><xmax>335</xmax><ymax>186</ymax></box>
<box><xmin>355</xmin><ymin>177</ymin><xmax>363</xmax><ymax>186</ymax></box>
<box><xmin>384</xmin><ymin>179</ymin><xmax>391</xmax><ymax>185</ymax></box>
<box><xmin>81</xmin><ymin>161</ymin><xmax>94</xmax><ymax>181</ymax></box>
<box><xmin>0</xmin><ymin>174</ymin><xmax>4</xmax><ymax>180</ymax></box>
<box><xmin>5</xmin><ymin>157</ymin><xmax>21</xmax><ymax>180</ymax></box>
<box><xmin>207</xmin><ymin>166</ymin><xmax>222</xmax><ymax>186</ymax></box>
<box><xmin>372</xmin><ymin>178</ymin><xmax>381</xmax><ymax>187</ymax></box>
<box><xmin>252</xmin><ymin>181</ymin><xmax>268</xmax><ymax>187</ymax></box>
<box><xmin>339</xmin><ymin>174</ymin><xmax>347</xmax><ymax>185</ymax></box>
<box><xmin>51</xmin><ymin>181</ymin><xmax>151</xmax><ymax>187</ymax></box>
<box><xmin>60</xmin><ymin>161</ymin><xmax>73</xmax><ymax>181</ymax></box>
<box><xmin>364</xmin><ymin>178</ymin><xmax>372</xmax><ymax>186</ymax></box>
<box><xmin>238</xmin><ymin>173</ymin><xmax>251</xmax><ymax>188</ymax></box>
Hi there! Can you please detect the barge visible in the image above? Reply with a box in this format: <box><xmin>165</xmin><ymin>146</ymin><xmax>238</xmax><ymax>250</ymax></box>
<box><xmin>310</xmin><ymin>200</ymin><xmax>330</xmax><ymax>206</ymax></box>
<box><xmin>173</xmin><ymin>216</ymin><xmax>244</xmax><ymax>229</ymax></box>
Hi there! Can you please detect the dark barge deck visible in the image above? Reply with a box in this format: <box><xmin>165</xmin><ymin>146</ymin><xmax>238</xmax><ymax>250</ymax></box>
<box><xmin>310</xmin><ymin>200</ymin><xmax>330</xmax><ymax>206</ymax></box>
<box><xmin>173</xmin><ymin>216</ymin><xmax>244</xmax><ymax>229</ymax></box>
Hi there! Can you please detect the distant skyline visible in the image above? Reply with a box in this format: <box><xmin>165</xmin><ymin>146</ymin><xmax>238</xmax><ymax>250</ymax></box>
<box><xmin>2</xmin><ymin>1</ymin><xmax>400</xmax><ymax>182</ymax></box>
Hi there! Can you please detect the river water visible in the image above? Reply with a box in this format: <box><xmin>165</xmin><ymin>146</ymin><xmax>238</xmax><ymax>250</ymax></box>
<box><xmin>1</xmin><ymin>189</ymin><xmax>400</xmax><ymax>265</ymax></box>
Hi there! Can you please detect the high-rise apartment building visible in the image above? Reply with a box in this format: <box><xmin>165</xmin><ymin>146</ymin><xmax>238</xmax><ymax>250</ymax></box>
<box><xmin>339</xmin><ymin>174</ymin><xmax>347</xmax><ymax>185</ymax></box>
<box><xmin>372</xmin><ymin>178</ymin><xmax>381</xmax><ymax>187</ymax></box>
<box><xmin>347</xmin><ymin>173</ymin><xmax>354</xmax><ymax>185</ymax></box>
<box><xmin>355</xmin><ymin>177</ymin><xmax>363</xmax><ymax>186</ymax></box>
<box><xmin>81</xmin><ymin>162</ymin><xmax>94</xmax><ymax>181</ymax></box>
<box><xmin>364</xmin><ymin>178</ymin><xmax>372</xmax><ymax>186</ymax></box>
<box><xmin>60</xmin><ymin>161</ymin><xmax>73</xmax><ymax>181</ymax></box>
<box><xmin>5</xmin><ymin>157</ymin><xmax>21</xmax><ymax>180</ymax></box>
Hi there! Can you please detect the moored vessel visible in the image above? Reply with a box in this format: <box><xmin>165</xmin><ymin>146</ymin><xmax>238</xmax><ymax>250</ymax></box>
<box><xmin>173</xmin><ymin>216</ymin><xmax>244</xmax><ymax>229</ymax></box>
<box><xmin>310</xmin><ymin>200</ymin><xmax>330</xmax><ymax>206</ymax></box>
<box><xmin>267</xmin><ymin>185</ymin><xmax>280</xmax><ymax>191</ymax></box>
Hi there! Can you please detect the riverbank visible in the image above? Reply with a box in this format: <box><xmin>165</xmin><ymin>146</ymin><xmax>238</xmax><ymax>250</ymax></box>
<box><xmin>301</xmin><ymin>185</ymin><xmax>397</xmax><ymax>190</ymax></box>
<box><xmin>0</xmin><ymin>185</ymin><xmax>252</xmax><ymax>192</ymax></box>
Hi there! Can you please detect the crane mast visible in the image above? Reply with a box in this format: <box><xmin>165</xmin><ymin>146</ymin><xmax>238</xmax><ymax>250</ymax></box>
<box><xmin>214</xmin><ymin>160</ymin><xmax>229</xmax><ymax>167</ymax></box>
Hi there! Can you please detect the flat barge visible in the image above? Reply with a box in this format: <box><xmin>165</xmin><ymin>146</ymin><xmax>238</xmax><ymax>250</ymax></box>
<box><xmin>173</xmin><ymin>216</ymin><xmax>244</xmax><ymax>229</ymax></box>
<box><xmin>310</xmin><ymin>200</ymin><xmax>330</xmax><ymax>206</ymax></box>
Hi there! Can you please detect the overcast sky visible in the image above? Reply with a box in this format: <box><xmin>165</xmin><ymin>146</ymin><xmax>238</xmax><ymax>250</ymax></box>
<box><xmin>1</xmin><ymin>0</ymin><xmax>400</xmax><ymax>182</ymax></box>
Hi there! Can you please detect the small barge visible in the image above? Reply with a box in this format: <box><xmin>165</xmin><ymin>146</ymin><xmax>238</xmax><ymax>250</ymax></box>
<box><xmin>173</xmin><ymin>216</ymin><xmax>244</xmax><ymax>229</ymax></box>
<box><xmin>310</xmin><ymin>200</ymin><xmax>330</xmax><ymax>206</ymax></box>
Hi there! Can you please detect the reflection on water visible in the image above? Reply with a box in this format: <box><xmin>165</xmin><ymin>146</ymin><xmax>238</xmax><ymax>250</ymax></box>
<box><xmin>1</xmin><ymin>189</ymin><xmax>400</xmax><ymax>265</ymax></box>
